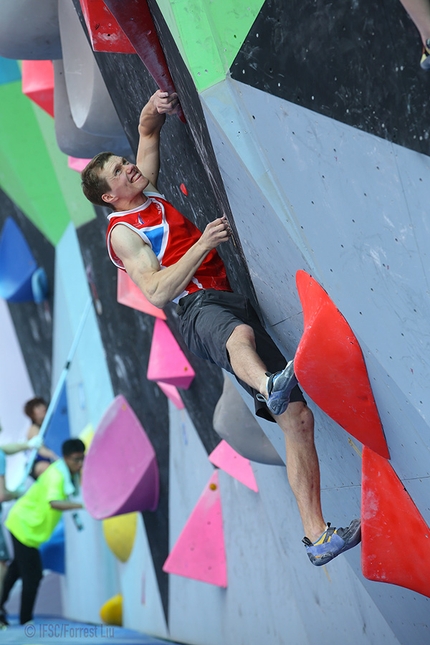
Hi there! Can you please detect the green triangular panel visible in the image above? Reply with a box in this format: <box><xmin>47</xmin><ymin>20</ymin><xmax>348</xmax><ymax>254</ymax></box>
<box><xmin>0</xmin><ymin>81</ymin><xmax>93</xmax><ymax>245</ymax></box>
<box><xmin>30</xmin><ymin>102</ymin><xmax>96</xmax><ymax>230</ymax></box>
<box><xmin>156</xmin><ymin>0</ymin><xmax>264</xmax><ymax>92</ymax></box>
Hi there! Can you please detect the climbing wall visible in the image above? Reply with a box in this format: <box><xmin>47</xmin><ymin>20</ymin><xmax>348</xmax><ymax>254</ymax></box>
<box><xmin>0</xmin><ymin>1</ymin><xmax>429</xmax><ymax>644</ymax></box>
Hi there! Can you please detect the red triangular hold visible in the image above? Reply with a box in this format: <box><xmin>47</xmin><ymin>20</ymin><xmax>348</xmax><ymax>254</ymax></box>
<box><xmin>22</xmin><ymin>60</ymin><xmax>54</xmax><ymax>117</ymax></box>
<box><xmin>361</xmin><ymin>446</ymin><xmax>430</xmax><ymax>597</ymax></box>
<box><xmin>147</xmin><ymin>318</ymin><xmax>195</xmax><ymax>389</ymax></box>
<box><xmin>209</xmin><ymin>441</ymin><xmax>258</xmax><ymax>492</ymax></box>
<box><xmin>295</xmin><ymin>271</ymin><xmax>389</xmax><ymax>458</ymax></box>
<box><xmin>80</xmin><ymin>0</ymin><xmax>135</xmax><ymax>53</ymax></box>
<box><xmin>117</xmin><ymin>270</ymin><xmax>166</xmax><ymax>319</ymax></box>
<box><xmin>163</xmin><ymin>471</ymin><xmax>227</xmax><ymax>587</ymax></box>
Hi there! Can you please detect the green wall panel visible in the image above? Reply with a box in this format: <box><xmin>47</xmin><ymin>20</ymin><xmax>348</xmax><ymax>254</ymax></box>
<box><xmin>0</xmin><ymin>81</ymin><xmax>94</xmax><ymax>245</ymax></box>
<box><xmin>31</xmin><ymin>103</ymin><xmax>96</xmax><ymax>231</ymax></box>
<box><xmin>157</xmin><ymin>0</ymin><xmax>264</xmax><ymax>92</ymax></box>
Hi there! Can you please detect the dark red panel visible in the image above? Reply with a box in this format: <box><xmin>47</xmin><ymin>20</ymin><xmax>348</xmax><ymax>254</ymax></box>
<box><xmin>362</xmin><ymin>446</ymin><xmax>430</xmax><ymax>597</ymax></box>
<box><xmin>103</xmin><ymin>0</ymin><xmax>185</xmax><ymax>122</ymax></box>
<box><xmin>295</xmin><ymin>270</ymin><xmax>389</xmax><ymax>458</ymax></box>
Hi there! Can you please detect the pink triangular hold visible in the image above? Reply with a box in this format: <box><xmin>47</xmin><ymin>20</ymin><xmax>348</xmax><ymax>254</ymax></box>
<box><xmin>163</xmin><ymin>471</ymin><xmax>227</xmax><ymax>587</ymax></box>
<box><xmin>22</xmin><ymin>60</ymin><xmax>54</xmax><ymax>117</ymax></box>
<box><xmin>209</xmin><ymin>441</ymin><xmax>258</xmax><ymax>492</ymax></box>
<box><xmin>147</xmin><ymin>318</ymin><xmax>195</xmax><ymax>389</ymax></box>
<box><xmin>68</xmin><ymin>156</ymin><xmax>92</xmax><ymax>173</ymax></box>
<box><xmin>156</xmin><ymin>381</ymin><xmax>184</xmax><ymax>410</ymax></box>
<box><xmin>117</xmin><ymin>269</ymin><xmax>166</xmax><ymax>319</ymax></box>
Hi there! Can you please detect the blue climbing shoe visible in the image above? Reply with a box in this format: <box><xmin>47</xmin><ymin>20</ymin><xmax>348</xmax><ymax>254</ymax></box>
<box><xmin>303</xmin><ymin>519</ymin><xmax>361</xmax><ymax>566</ymax></box>
<box><xmin>257</xmin><ymin>360</ymin><xmax>298</xmax><ymax>416</ymax></box>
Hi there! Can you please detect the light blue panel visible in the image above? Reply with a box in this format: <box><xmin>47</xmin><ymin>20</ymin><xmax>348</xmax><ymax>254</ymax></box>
<box><xmin>0</xmin><ymin>56</ymin><xmax>20</xmax><ymax>84</ymax></box>
<box><xmin>61</xmin><ymin>510</ymin><xmax>118</xmax><ymax>624</ymax></box>
<box><xmin>53</xmin><ymin>223</ymin><xmax>116</xmax><ymax>622</ymax></box>
<box><xmin>121</xmin><ymin>513</ymin><xmax>169</xmax><ymax>638</ymax></box>
<box><xmin>53</xmin><ymin>223</ymin><xmax>114</xmax><ymax>437</ymax></box>
<box><xmin>202</xmin><ymin>83</ymin><xmax>309</xmax><ymax>339</ymax></box>
<box><xmin>202</xmin><ymin>79</ymin><xmax>430</xmax><ymax>642</ymax></box>
<box><xmin>202</xmin><ymin>78</ymin><xmax>430</xmax><ymax>480</ymax></box>
<box><xmin>209</xmin><ymin>79</ymin><xmax>430</xmax><ymax>430</ymax></box>
<box><xmin>43</xmin><ymin>381</ymin><xmax>70</xmax><ymax>457</ymax></box>
<box><xmin>168</xmin><ymin>403</ymin><xmax>221</xmax><ymax>644</ymax></box>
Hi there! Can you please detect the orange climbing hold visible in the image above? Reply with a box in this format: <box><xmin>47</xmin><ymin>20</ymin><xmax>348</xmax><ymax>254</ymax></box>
<box><xmin>361</xmin><ymin>446</ymin><xmax>430</xmax><ymax>597</ymax></box>
<box><xmin>295</xmin><ymin>270</ymin><xmax>389</xmax><ymax>458</ymax></box>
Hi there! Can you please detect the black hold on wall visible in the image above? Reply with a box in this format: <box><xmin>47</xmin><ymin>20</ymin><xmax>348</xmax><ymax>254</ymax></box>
<box><xmin>0</xmin><ymin>188</ymin><xmax>54</xmax><ymax>404</ymax></box>
<box><xmin>232</xmin><ymin>0</ymin><xmax>430</xmax><ymax>156</ymax></box>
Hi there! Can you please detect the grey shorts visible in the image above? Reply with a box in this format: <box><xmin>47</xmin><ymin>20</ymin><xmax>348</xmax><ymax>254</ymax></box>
<box><xmin>0</xmin><ymin>521</ymin><xmax>10</xmax><ymax>561</ymax></box>
<box><xmin>177</xmin><ymin>289</ymin><xmax>305</xmax><ymax>422</ymax></box>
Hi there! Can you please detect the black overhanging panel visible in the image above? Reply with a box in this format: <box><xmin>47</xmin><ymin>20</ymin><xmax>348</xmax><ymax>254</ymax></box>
<box><xmin>231</xmin><ymin>0</ymin><xmax>430</xmax><ymax>156</ymax></box>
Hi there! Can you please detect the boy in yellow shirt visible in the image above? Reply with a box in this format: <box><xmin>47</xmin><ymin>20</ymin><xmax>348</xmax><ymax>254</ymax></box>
<box><xmin>0</xmin><ymin>438</ymin><xmax>85</xmax><ymax>625</ymax></box>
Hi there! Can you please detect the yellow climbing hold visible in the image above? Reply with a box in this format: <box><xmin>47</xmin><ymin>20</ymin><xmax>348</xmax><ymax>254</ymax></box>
<box><xmin>79</xmin><ymin>423</ymin><xmax>94</xmax><ymax>451</ymax></box>
<box><xmin>100</xmin><ymin>594</ymin><xmax>122</xmax><ymax>626</ymax></box>
<box><xmin>102</xmin><ymin>512</ymin><xmax>138</xmax><ymax>562</ymax></box>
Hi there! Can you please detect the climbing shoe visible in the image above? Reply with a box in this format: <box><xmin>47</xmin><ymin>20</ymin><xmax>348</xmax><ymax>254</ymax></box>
<box><xmin>420</xmin><ymin>39</ymin><xmax>430</xmax><ymax>70</ymax></box>
<box><xmin>303</xmin><ymin>518</ymin><xmax>361</xmax><ymax>566</ymax></box>
<box><xmin>256</xmin><ymin>360</ymin><xmax>298</xmax><ymax>416</ymax></box>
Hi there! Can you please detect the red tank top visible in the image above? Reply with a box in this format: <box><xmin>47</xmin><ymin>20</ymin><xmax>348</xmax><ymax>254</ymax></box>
<box><xmin>106</xmin><ymin>193</ymin><xmax>231</xmax><ymax>302</ymax></box>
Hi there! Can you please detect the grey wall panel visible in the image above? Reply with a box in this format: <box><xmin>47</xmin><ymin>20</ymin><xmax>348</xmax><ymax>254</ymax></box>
<box><xmin>202</xmin><ymin>78</ymin><xmax>430</xmax><ymax>640</ymax></box>
<box><xmin>203</xmin><ymin>79</ymin><xmax>430</xmax><ymax>474</ymax></box>
<box><xmin>0</xmin><ymin>0</ymin><xmax>61</xmax><ymax>60</ymax></box>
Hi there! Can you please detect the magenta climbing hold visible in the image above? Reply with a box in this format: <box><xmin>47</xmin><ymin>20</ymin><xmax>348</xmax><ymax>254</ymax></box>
<box><xmin>156</xmin><ymin>381</ymin><xmax>184</xmax><ymax>410</ymax></box>
<box><xmin>117</xmin><ymin>269</ymin><xmax>166</xmax><ymax>319</ymax></box>
<box><xmin>163</xmin><ymin>471</ymin><xmax>227</xmax><ymax>587</ymax></box>
<box><xmin>22</xmin><ymin>60</ymin><xmax>54</xmax><ymax>117</ymax></box>
<box><xmin>68</xmin><ymin>156</ymin><xmax>92</xmax><ymax>173</ymax></box>
<box><xmin>147</xmin><ymin>318</ymin><xmax>195</xmax><ymax>389</ymax></box>
<box><xmin>82</xmin><ymin>395</ymin><xmax>159</xmax><ymax>519</ymax></box>
<box><xmin>209</xmin><ymin>440</ymin><xmax>258</xmax><ymax>492</ymax></box>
